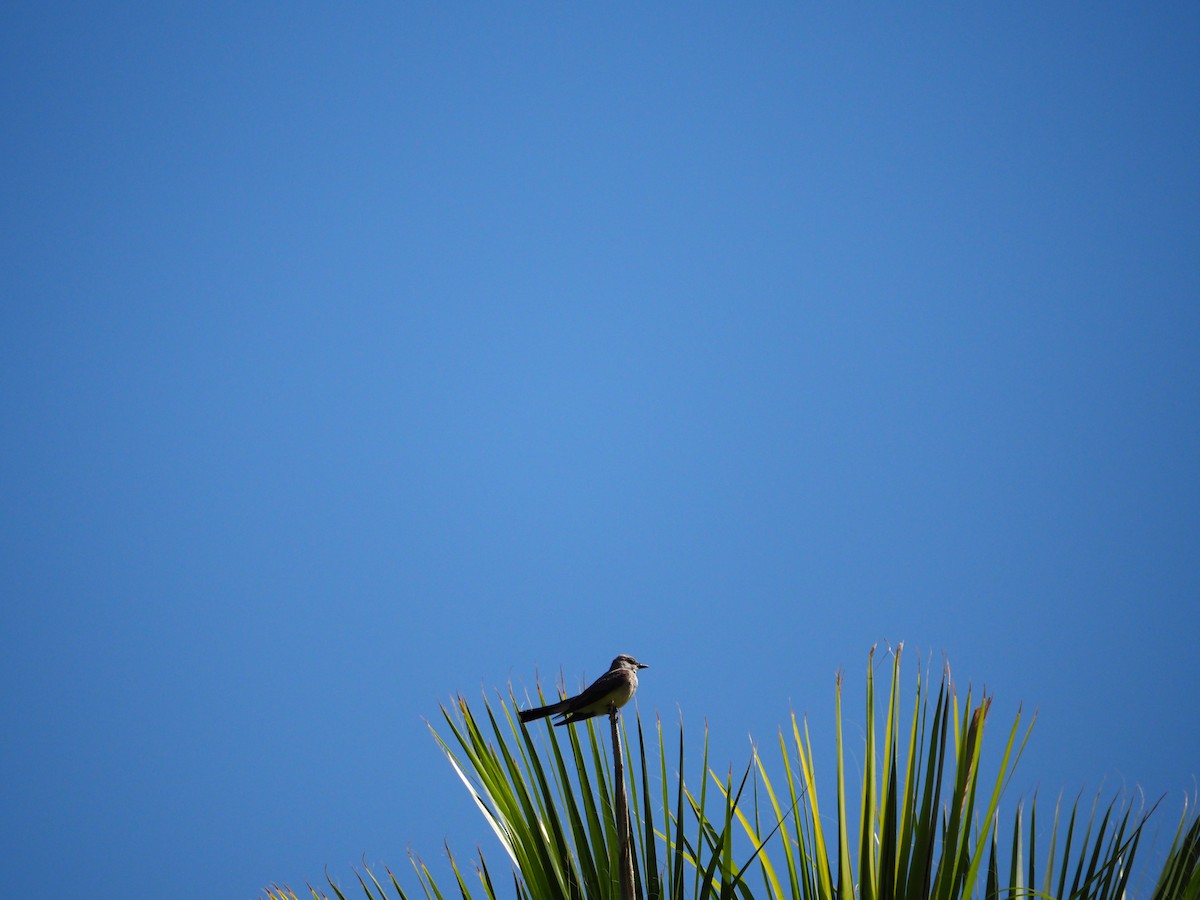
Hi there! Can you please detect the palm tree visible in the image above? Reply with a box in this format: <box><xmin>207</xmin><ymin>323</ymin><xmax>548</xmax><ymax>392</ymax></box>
<box><xmin>265</xmin><ymin>646</ymin><xmax>1200</xmax><ymax>900</ymax></box>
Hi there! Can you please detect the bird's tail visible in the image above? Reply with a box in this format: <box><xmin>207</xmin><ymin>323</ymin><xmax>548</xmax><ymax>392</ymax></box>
<box><xmin>519</xmin><ymin>699</ymin><xmax>569</xmax><ymax>723</ymax></box>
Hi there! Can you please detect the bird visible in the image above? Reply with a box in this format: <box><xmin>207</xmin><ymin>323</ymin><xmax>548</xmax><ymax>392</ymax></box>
<box><xmin>519</xmin><ymin>654</ymin><xmax>649</xmax><ymax>726</ymax></box>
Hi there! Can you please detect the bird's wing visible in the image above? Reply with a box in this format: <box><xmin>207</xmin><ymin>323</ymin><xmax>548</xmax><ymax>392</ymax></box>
<box><xmin>562</xmin><ymin>668</ymin><xmax>625</xmax><ymax>713</ymax></box>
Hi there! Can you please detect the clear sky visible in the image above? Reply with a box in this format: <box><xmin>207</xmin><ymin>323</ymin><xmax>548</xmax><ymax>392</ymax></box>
<box><xmin>2</xmin><ymin>5</ymin><xmax>1198</xmax><ymax>899</ymax></box>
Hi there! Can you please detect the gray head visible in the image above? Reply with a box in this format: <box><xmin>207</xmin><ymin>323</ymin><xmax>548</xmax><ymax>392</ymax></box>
<box><xmin>611</xmin><ymin>654</ymin><xmax>649</xmax><ymax>670</ymax></box>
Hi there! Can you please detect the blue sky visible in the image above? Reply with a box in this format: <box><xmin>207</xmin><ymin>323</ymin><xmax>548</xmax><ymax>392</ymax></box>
<box><xmin>2</xmin><ymin>5</ymin><xmax>1198</xmax><ymax>898</ymax></box>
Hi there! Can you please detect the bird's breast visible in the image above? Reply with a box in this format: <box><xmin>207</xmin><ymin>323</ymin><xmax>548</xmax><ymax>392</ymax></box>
<box><xmin>613</xmin><ymin>674</ymin><xmax>637</xmax><ymax>706</ymax></box>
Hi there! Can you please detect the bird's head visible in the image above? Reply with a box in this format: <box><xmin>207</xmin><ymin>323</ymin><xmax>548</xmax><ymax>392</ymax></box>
<box><xmin>612</xmin><ymin>654</ymin><xmax>648</xmax><ymax>670</ymax></box>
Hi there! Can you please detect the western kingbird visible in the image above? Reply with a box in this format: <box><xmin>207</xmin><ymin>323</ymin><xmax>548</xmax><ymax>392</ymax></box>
<box><xmin>519</xmin><ymin>654</ymin><xmax>649</xmax><ymax>726</ymax></box>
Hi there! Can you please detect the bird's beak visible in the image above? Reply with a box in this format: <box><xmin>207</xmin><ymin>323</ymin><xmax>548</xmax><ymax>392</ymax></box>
<box><xmin>637</xmin><ymin>662</ymin><xmax>649</xmax><ymax>669</ymax></box>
